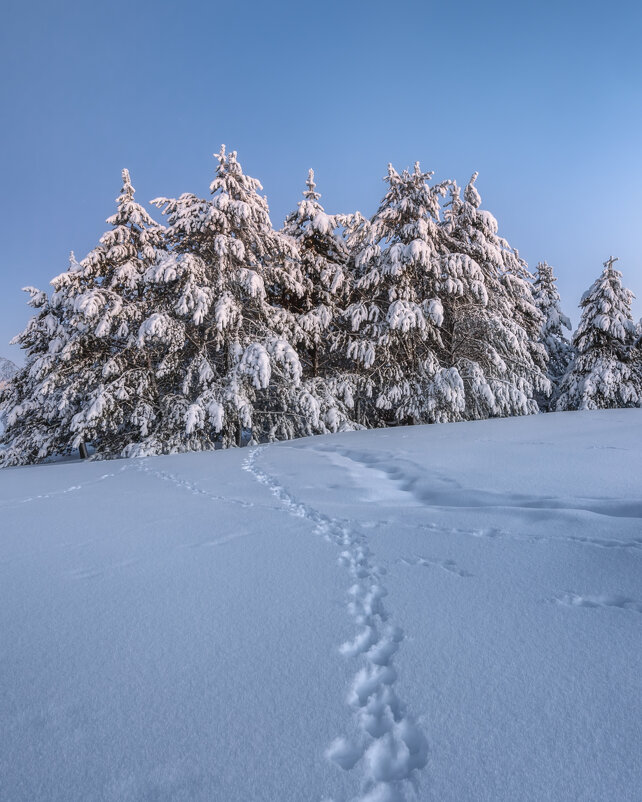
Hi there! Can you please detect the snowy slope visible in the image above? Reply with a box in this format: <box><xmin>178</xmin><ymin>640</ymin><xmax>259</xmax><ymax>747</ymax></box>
<box><xmin>1</xmin><ymin>411</ymin><xmax>641</xmax><ymax>802</ymax></box>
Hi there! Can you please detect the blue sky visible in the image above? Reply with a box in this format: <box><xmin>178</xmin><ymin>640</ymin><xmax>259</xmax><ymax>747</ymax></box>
<box><xmin>1</xmin><ymin>0</ymin><xmax>641</xmax><ymax>362</ymax></box>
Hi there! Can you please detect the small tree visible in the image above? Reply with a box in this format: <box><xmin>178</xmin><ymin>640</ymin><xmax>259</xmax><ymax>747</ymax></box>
<box><xmin>532</xmin><ymin>260</ymin><xmax>573</xmax><ymax>408</ymax></box>
<box><xmin>556</xmin><ymin>257</ymin><xmax>641</xmax><ymax>410</ymax></box>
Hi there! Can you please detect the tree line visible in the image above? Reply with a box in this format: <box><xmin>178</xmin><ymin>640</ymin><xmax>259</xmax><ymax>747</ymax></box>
<box><xmin>1</xmin><ymin>148</ymin><xmax>641</xmax><ymax>465</ymax></box>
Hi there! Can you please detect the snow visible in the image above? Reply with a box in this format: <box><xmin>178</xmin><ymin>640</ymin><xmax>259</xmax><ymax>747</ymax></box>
<box><xmin>1</xmin><ymin>410</ymin><xmax>641</xmax><ymax>801</ymax></box>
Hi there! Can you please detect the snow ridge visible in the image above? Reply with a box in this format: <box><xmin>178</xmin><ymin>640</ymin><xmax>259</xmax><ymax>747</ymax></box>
<box><xmin>243</xmin><ymin>447</ymin><xmax>428</xmax><ymax>802</ymax></box>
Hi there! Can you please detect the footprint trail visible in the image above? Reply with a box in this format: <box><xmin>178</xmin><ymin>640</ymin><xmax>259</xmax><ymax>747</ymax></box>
<box><xmin>243</xmin><ymin>447</ymin><xmax>428</xmax><ymax>802</ymax></box>
<box><xmin>400</xmin><ymin>555</ymin><xmax>473</xmax><ymax>578</ymax></box>
<box><xmin>552</xmin><ymin>592</ymin><xmax>642</xmax><ymax>613</ymax></box>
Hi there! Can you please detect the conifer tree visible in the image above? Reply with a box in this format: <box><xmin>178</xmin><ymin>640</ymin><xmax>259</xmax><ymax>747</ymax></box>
<box><xmin>439</xmin><ymin>174</ymin><xmax>550</xmax><ymax>418</ymax></box>
<box><xmin>0</xmin><ymin>284</ymin><xmax>71</xmax><ymax>464</ymax></box>
<box><xmin>343</xmin><ymin>162</ymin><xmax>456</xmax><ymax>426</ymax></box>
<box><xmin>281</xmin><ymin>169</ymin><xmax>357</xmax><ymax>434</ymax></box>
<box><xmin>142</xmin><ymin>146</ymin><xmax>308</xmax><ymax>452</ymax></box>
<box><xmin>556</xmin><ymin>257</ymin><xmax>641</xmax><ymax>410</ymax></box>
<box><xmin>0</xmin><ymin>170</ymin><xmax>166</xmax><ymax>463</ymax></box>
<box><xmin>62</xmin><ymin>170</ymin><xmax>167</xmax><ymax>455</ymax></box>
<box><xmin>282</xmin><ymin>169</ymin><xmax>349</xmax><ymax>376</ymax></box>
<box><xmin>532</xmin><ymin>260</ymin><xmax>573</xmax><ymax>408</ymax></box>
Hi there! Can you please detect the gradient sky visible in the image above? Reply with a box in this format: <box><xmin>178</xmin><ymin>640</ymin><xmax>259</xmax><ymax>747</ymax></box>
<box><xmin>1</xmin><ymin>0</ymin><xmax>641</xmax><ymax>363</ymax></box>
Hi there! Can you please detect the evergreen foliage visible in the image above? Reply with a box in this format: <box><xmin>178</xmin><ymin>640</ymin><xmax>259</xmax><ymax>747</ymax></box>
<box><xmin>281</xmin><ymin>169</ymin><xmax>358</xmax><ymax>435</ymax></box>
<box><xmin>438</xmin><ymin>174</ymin><xmax>550</xmax><ymax>418</ymax></box>
<box><xmin>343</xmin><ymin>162</ymin><xmax>453</xmax><ymax>426</ymax></box>
<box><xmin>3</xmin><ymin>149</ymin><xmax>636</xmax><ymax>466</ymax></box>
<box><xmin>142</xmin><ymin>147</ymin><xmax>309</xmax><ymax>453</ymax></box>
<box><xmin>0</xmin><ymin>284</ymin><xmax>70</xmax><ymax>464</ymax></box>
<box><xmin>556</xmin><ymin>257</ymin><xmax>641</xmax><ymax>410</ymax></box>
<box><xmin>532</xmin><ymin>260</ymin><xmax>574</xmax><ymax>408</ymax></box>
<box><xmin>1</xmin><ymin>170</ymin><xmax>165</xmax><ymax>464</ymax></box>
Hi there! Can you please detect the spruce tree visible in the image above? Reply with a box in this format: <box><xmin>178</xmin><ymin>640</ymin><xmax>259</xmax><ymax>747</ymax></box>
<box><xmin>0</xmin><ymin>284</ymin><xmax>71</xmax><ymax>465</ymax></box>
<box><xmin>143</xmin><ymin>146</ymin><xmax>308</xmax><ymax>452</ymax></box>
<box><xmin>532</xmin><ymin>260</ymin><xmax>573</xmax><ymax>408</ymax></box>
<box><xmin>556</xmin><ymin>257</ymin><xmax>641</xmax><ymax>410</ymax></box>
<box><xmin>0</xmin><ymin>170</ymin><xmax>166</xmax><ymax>463</ymax></box>
<box><xmin>343</xmin><ymin>162</ymin><xmax>456</xmax><ymax>426</ymax></box>
<box><xmin>439</xmin><ymin>173</ymin><xmax>550</xmax><ymax>418</ymax></box>
<box><xmin>62</xmin><ymin>169</ymin><xmax>167</xmax><ymax>456</ymax></box>
<box><xmin>281</xmin><ymin>169</ymin><xmax>357</xmax><ymax>434</ymax></box>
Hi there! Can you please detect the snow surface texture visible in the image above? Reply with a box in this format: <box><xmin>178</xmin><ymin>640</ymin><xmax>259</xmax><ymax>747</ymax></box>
<box><xmin>1</xmin><ymin>410</ymin><xmax>641</xmax><ymax>801</ymax></box>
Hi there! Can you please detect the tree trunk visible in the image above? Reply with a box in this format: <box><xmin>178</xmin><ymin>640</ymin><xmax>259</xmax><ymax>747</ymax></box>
<box><xmin>79</xmin><ymin>441</ymin><xmax>89</xmax><ymax>460</ymax></box>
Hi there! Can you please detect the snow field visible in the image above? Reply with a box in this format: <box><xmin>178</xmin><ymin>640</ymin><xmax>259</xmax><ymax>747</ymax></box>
<box><xmin>1</xmin><ymin>409</ymin><xmax>641</xmax><ymax>801</ymax></box>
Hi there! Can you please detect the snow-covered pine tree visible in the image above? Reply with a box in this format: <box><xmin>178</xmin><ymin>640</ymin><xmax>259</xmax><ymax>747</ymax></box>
<box><xmin>556</xmin><ymin>257</ymin><xmax>641</xmax><ymax>410</ymax></box>
<box><xmin>0</xmin><ymin>170</ymin><xmax>167</xmax><ymax>464</ymax></box>
<box><xmin>633</xmin><ymin>318</ymin><xmax>642</xmax><ymax>391</ymax></box>
<box><xmin>342</xmin><ymin>161</ymin><xmax>458</xmax><ymax>427</ymax></box>
<box><xmin>60</xmin><ymin>169</ymin><xmax>167</xmax><ymax>456</ymax></box>
<box><xmin>144</xmin><ymin>146</ymin><xmax>308</xmax><ymax>452</ymax></box>
<box><xmin>281</xmin><ymin>169</ymin><xmax>358</xmax><ymax>434</ymax></box>
<box><xmin>0</xmin><ymin>283</ymin><xmax>71</xmax><ymax>465</ymax></box>
<box><xmin>532</xmin><ymin>260</ymin><xmax>573</xmax><ymax>408</ymax></box>
<box><xmin>439</xmin><ymin>173</ymin><xmax>550</xmax><ymax>418</ymax></box>
<box><xmin>0</xmin><ymin>358</ymin><xmax>17</xmax><ymax>434</ymax></box>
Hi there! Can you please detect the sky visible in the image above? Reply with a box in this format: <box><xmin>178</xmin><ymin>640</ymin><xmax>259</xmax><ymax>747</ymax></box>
<box><xmin>1</xmin><ymin>0</ymin><xmax>641</xmax><ymax>363</ymax></box>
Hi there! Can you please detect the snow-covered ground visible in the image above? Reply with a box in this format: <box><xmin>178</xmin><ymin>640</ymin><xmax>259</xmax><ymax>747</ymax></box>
<box><xmin>1</xmin><ymin>410</ymin><xmax>640</xmax><ymax>802</ymax></box>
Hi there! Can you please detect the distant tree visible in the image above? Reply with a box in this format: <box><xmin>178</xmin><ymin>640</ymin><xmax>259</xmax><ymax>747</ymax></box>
<box><xmin>633</xmin><ymin>318</ymin><xmax>642</xmax><ymax>391</ymax></box>
<box><xmin>0</xmin><ymin>356</ymin><xmax>17</xmax><ymax>389</ymax></box>
<box><xmin>439</xmin><ymin>173</ymin><xmax>550</xmax><ymax>418</ymax></box>
<box><xmin>556</xmin><ymin>257</ymin><xmax>641</xmax><ymax>410</ymax></box>
<box><xmin>532</xmin><ymin>260</ymin><xmax>573</xmax><ymax>408</ymax></box>
<box><xmin>343</xmin><ymin>161</ymin><xmax>456</xmax><ymax>427</ymax></box>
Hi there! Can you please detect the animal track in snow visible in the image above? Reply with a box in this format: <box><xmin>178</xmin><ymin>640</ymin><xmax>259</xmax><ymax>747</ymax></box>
<box><xmin>136</xmin><ymin>460</ymin><xmax>258</xmax><ymax>510</ymax></box>
<box><xmin>400</xmin><ymin>555</ymin><xmax>473</xmax><ymax>578</ymax></box>
<box><xmin>552</xmin><ymin>592</ymin><xmax>642</xmax><ymax>613</ymax></box>
<box><xmin>0</xmin><ymin>469</ymin><xmax>125</xmax><ymax>510</ymax></box>
<box><xmin>66</xmin><ymin>558</ymin><xmax>140</xmax><ymax>582</ymax></box>
<box><xmin>184</xmin><ymin>531</ymin><xmax>257</xmax><ymax>549</ymax></box>
<box><xmin>243</xmin><ymin>447</ymin><xmax>428</xmax><ymax>802</ymax></box>
<box><xmin>562</xmin><ymin>535</ymin><xmax>642</xmax><ymax>552</ymax></box>
<box><xmin>411</xmin><ymin>521</ymin><xmax>642</xmax><ymax>553</ymax></box>
<box><xmin>67</xmin><ymin>567</ymin><xmax>104</xmax><ymax>581</ymax></box>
